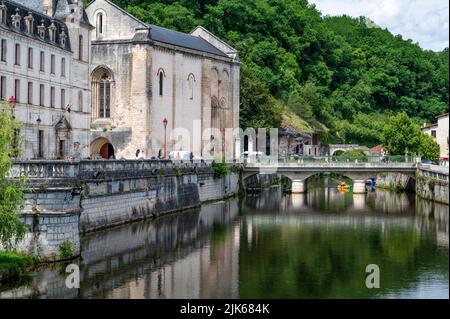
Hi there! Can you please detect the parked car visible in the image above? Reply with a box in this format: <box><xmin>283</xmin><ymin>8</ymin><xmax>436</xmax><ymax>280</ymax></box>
<box><xmin>242</xmin><ymin>151</ymin><xmax>264</xmax><ymax>158</ymax></box>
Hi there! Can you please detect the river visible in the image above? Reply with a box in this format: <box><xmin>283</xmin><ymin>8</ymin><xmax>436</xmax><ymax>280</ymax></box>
<box><xmin>0</xmin><ymin>177</ymin><xmax>448</xmax><ymax>299</ymax></box>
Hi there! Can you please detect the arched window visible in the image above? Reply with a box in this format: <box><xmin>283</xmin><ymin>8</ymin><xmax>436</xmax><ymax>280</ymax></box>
<box><xmin>92</xmin><ymin>68</ymin><xmax>113</xmax><ymax>119</ymax></box>
<box><xmin>187</xmin><ymin>73</ymin><xmax>195</xmax><ymax>100</ymax></box>
<box><xmin>157</xmin><ymin>69</ymin><xmax>165</xmax><ymax>96</ymax></box>
<box><xmin>99</xmin><ymin>73</ymin><xmax>111</xmax><ymax>117</ymax></box>
<box><xmin>78</xmin><ymin>35</ymin><xmax>83</xmax><ymax>61</ymax></box>
<box><xmin>96</xmin><ymin>13</ymin><xmax>103</xmax><ymax>37</ymax></box>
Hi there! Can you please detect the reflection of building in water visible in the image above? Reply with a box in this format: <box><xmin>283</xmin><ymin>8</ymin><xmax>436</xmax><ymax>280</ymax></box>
<box><xmin>91</xmin><ymin>200</ymin><xmax>240</xmax><ymax>299</ymax></box>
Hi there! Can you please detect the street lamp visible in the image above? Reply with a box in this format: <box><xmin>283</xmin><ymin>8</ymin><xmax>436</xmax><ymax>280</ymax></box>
<box><xmin>163</xmin><ymin>117</ymin><xmax>168</xmax><ymax>159</ymax></box>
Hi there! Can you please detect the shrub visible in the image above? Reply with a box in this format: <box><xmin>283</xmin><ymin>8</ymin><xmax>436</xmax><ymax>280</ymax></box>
<box><xmin>59</xmin><ymin>240</ymin><xmax>74</xmax><ymax>259</ymax></box>
<box><xmin>211</xmin><ymin>161</ymin><xmax>229</xmax><ymax>179</ymax></box>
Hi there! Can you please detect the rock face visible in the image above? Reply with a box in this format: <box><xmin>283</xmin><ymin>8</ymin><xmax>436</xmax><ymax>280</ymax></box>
<box><xmin>9</xmin><ymin>160</ymin><xmax>240</xmax><ymax>261</ymax></box>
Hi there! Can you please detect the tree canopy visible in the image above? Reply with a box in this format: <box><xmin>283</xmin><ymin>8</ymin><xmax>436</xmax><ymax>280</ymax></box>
<box><xmin>0</xmin><ymin>102</ymin><xmax>26</xmax><ymax>250</ymax></box>
<box><xmin>108</xmin><ymin>0</ymin><xmax>448</xmax><ymax>147</ymax></box>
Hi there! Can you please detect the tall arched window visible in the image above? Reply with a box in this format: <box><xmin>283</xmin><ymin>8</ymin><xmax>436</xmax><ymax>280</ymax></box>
<box><xmin>99</xmin><ymin>73</ymin><xmax>111</xmax><ymax>117</ymax></box>
<box><xmin>157</xmin><ymin>69</ymin><xmax>165</xmax><ymax>96</ymax></box>
<box><xmin>92</xmin><ymin>68</ymin><xmax>113</xmax><ymax>119</ymax></box>
<box><xmin>96</xmin><ymin>13</ymin><xmax>103</xmax><ymax>37</ymax></box>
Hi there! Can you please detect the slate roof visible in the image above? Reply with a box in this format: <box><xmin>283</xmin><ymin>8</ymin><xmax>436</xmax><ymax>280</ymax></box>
<box><xmin>148</xmin><ymin>24</ymin><xmax>228</xmax><ymax>58</ymax></box>
<box><xmin>1</xmin><ymin>0</ymin><xmax>71</xmax><ymax>51</ymax></box>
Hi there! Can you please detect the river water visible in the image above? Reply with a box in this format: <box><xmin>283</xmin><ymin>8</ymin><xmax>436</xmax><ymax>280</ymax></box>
<box><xmin>0</xmin><ymin>178</ymin><xmax>448</xmax><ymax>299</ymax></box>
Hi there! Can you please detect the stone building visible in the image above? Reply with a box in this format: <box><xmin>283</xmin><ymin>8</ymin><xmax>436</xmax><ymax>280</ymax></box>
<box><xmin>0</xmin><ymin>0</ymin><xmax>92</xmax><ymax>159</ymax></box>
<box><xmin>85</xmin><ymin>0</ymin><xmax>240</xmax><ymax>159</ymax></box>
<box><xmin>421</xmin><ymin>112</ymin><xmax>449</xmax><ymax>166</ymax></box>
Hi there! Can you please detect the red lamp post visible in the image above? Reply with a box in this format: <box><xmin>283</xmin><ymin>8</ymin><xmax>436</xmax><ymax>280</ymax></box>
<box><xmin>163</xmin><ymin>117</ymin><xmax>168</xmax><ymax>159</ymax></box>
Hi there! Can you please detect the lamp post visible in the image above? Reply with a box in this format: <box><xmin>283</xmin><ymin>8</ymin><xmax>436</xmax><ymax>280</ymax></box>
<box><xmin>163</xmin><ymin>117</ymin><xmax>168</xmax><ymax>159</ymax></box>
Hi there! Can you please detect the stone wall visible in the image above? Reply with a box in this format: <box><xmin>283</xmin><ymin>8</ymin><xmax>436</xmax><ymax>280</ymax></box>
<box><xmin>376</xmin><ymin>172</ymin><xmax>416</xmax><ymax>192</ymax></box>
<box><xmin>15</xmin><ymin>211</ymin><xmax>80</xmax><ymax>261</ymax></box>
<box><xmin>416</xmin><ymin>167</ymin><xmax>449</xmax><ymax>204</ymax></box>
<box><xmin>8</xmin><ymin>160</ymin><xmax>240</xmax><ymax>260</ymax></box>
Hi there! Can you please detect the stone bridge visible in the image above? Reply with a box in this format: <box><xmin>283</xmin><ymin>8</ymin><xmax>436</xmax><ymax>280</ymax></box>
<box><xmin>243</xmin><ymin>158</ymin><xmax>418</xmax><ymax>194</ymax></box>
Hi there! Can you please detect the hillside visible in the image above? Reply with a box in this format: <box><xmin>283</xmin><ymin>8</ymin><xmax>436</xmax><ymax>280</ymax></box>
<box><xmin>105</xmin><ymin>0</ymin><xmax>448</xmax><ymax>147</ymax></box>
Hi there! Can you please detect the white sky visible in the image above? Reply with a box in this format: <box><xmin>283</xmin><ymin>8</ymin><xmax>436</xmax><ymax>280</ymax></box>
<box><xmin>309</xmin><ymin>0</ymin><xmax>449</xmax><ymax>51</ymax></box>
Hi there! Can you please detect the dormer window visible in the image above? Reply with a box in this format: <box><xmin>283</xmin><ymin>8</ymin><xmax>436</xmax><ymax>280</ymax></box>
<box><xmin>0</xmin><ymin>2</ymin><xmax>7</xmax><ymax>25</ymax></box>
<box><xmin>60</xmin><ymin>30</ymin><xmax>67</xmax><ymax>47</ymax></box>
<box><xmin>48</xmin><ymin>21</ymin><xmax>56</xmax><ymax>42</ymax></box>
<box><xmin>11</xmin><ymin>8</ymin><xmax>21</xmax><ymax>29</ymax></box>
<box><xmin>24</xmin><ymin>12</ymin><xmax>34</xmax><ymax>34</ymax></box>
<box><xmin>37</xmin><ymin>20</ymin><xmax>46</xmax><ymax>39</ymax></box>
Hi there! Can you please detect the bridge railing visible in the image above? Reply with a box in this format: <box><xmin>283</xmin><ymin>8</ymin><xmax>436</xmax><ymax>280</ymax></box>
<box><xmin>243</xmin><ymin>155</ymin><xmax>418</xmax><ymax>165</ymax></box>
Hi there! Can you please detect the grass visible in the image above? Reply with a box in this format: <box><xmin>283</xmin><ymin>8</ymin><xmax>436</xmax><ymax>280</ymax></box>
<box><xmin>281</xmin><ymin>109</ymin><xmax>314</xmax><ymax>134</ymax></box>
<box><xmin>0</xmin><ymin>251</ymin><xmax>34</xmax><ymax>271</ymax></box>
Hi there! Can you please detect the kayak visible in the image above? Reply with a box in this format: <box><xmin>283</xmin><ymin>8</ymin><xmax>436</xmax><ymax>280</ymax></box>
<box><xmin>337</xmin><ymin>182</ymin><xmax>350</xmax><ymax>191</ymax></box>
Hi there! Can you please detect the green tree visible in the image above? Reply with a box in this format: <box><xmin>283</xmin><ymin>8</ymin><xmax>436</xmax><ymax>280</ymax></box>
<box><xmin>0</xmin><ymin>102</ymin><xmax>26</xmax><ymax>251</ymax></box>
<box><xmin>108</xmin><ymin>0</ymin><xmax>449</xmax><ymax>145</ymax></box>
<box><xmin>419</xmin><ymin>133</ymin><xmax>440</xmax><ymax>161</ymax></box>
<box><xmin>381</xmin><ymin>112</ymin><xmax>440</xmax><ymax>160</ymax></box>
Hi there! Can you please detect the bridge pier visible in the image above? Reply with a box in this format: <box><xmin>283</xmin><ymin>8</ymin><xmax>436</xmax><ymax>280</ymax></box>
<box><xmin>291</xmin><ymin>180</ymin><xmax>306</xmax><ymax>193</ymax></box>
<box><xmin>352</xmin><ymin>180</ymin><xmax>367</xmax><ymax>194</ymax></box>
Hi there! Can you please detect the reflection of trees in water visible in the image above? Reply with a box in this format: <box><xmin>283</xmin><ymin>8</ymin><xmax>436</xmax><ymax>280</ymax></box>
<box><xmin>239</xmin><ymin>219</ymin><xmax>448</xmax><ymax>298</ymax></box>
<box><xmin>415</xmin><ymin>197</ymin><xmax>449</xmax><ymax>249</ymax></box>
<box><xmin>366</xmin><ymin>191</ymin><xmax>416</xmax><ymax>215</ymax></box>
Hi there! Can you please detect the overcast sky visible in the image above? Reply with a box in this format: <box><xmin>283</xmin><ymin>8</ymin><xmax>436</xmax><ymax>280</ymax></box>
<box><xmin>309</xmin><ymin>0</ymin><xmax>449</xmax><ymax>52</ymax></box>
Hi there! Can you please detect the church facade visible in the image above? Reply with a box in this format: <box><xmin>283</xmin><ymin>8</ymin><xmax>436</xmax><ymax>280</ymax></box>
<box><xmin>0</xmin><ymin>0</ymin><xmax>92</xmax><ymax>159</ymax></box>
<box><xmin>86</xmin><ymin>0</ymin><xmax>240</xmax><ymax>159</ymax></box>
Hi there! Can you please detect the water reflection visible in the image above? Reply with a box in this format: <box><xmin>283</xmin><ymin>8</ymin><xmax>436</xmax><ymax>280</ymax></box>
<box><xmin>0</xmin><ymin>180</ymin><xmax>448</xmax><ymax>299</ymax></box>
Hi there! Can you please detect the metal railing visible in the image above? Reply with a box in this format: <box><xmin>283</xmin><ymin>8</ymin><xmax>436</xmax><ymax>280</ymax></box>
<box><xmin>243</xmin><ymin>155</ymin><xmax>418</xmax><ymax>165</ymax></box>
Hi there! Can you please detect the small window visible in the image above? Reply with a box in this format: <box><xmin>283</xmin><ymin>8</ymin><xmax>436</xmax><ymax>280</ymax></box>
<box><xmin>61</xmin><ymin>57</ymin><xmax>66</xmax><ymax>77</ymax></box>
<box><xmin>431</xmin><ymin>130</ymin><xmax>437</xmax><ymax>138</ymax></box>
<box><xmin>96</xmin><ymin>13</ymin><xmax>104</xmax><ymax>37</ymax></box>
<box><xmin>50</xmin><ymin>87</ymin><xmax>55</xmax><ymax>108</ymax></box>
<box><xmin>61</xmin><ymin>88</ymin><xmax>65</xmax><ymax>109</ymax></box>
<box><xmin>40</xmin><ymin>51</ymin><xmax>45</xmax><ymax>72</ymax></box>
<box><xmin>50</xmin><ymin>54</ymin><xmax>55</xmax><ymax>74</ymax></box>
<box><xmin>78</xmin><ymin>91</ymin><xmax>83</xmax><ymax>112</ymax></box>
<box><xmin>1</xmin><ymin>39</ymin><xmax>6</xmax><ymax>62</ymax></box>
<box><xmin>188</xmin><ymin>73</ymin><xmax>196</xmax><ymax>100</ymax></box>
<box><xmin>39</xmin><ymin>84</ymin><xmax>45</xmax><ymax>106</ymax></box>
<box><xmin>158</xmin><ymin>70</ymin><xmax>165</xmax><ymax>96</ymax></box>
<box><xmin>14</xmin><ymin>44</ymin><xmax>20</xmax><ymax>65</ymax></box>
<box><xmin>14</xmin><ymin>79</ymin><xmax>20</xmax><ymax>102</ymax></box>
<box><xmin>0</xmin><ymin>76</ymin><xmax>6</xmax><ymax>100</ymax></box>
<box><xmin>78</xmin><ymin>35</ymin><xmax>83</xmax><ymax>61</ymax></box>
<box><xmin>28</xmin><ymin>47</ymin><xmax>33</xmax><ymax>69</ymax></box>
<box><xmin>28</xmin><ymin>82</ymin><xmax>33</xmax><ymax>105</ymax></box>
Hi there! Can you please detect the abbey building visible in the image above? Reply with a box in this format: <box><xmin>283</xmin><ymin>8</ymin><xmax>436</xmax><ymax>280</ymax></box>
<box><xmin>0</xmin><ymin>0</ymin><xmax>92</xmax><ymax>159</ymax></box>
<box><xmin>0</xmin><ymin>0</ymin><xmax>240</xmax><ymax>160</ymax></box>
<box><xmin>86</xmin><ymin>0</ymin><xmax>240</xmax><ymax>159</ymax></box>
